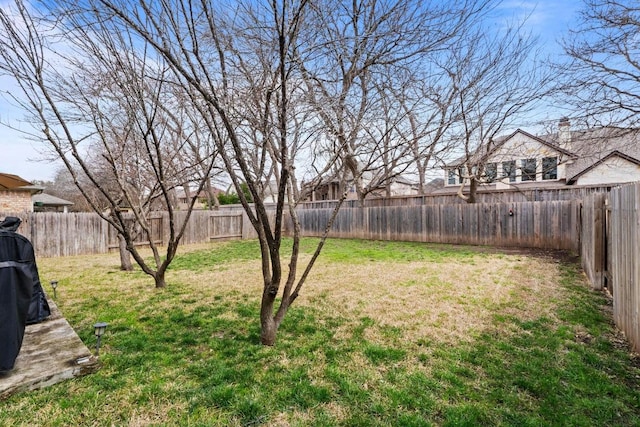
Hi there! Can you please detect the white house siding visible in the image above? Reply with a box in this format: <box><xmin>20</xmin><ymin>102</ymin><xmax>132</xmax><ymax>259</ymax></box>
<box><xmin>488</xmin><ymin>133</ymin><xmax>567</xmax><ymax>181</ymax></box>
<box><xmin>389</xmin><ymin>182</ymin><xmax>418</xmax><ymax>196</ymax></box>
<box><xmin>575</xmin><ymin>156</ymin><xmax>640</xmax><ymax>186</ymax></box>
<box><xmin>445</xmin><ymin>131</ymin><xmax>566</xmax><ymax>186</ymax></box>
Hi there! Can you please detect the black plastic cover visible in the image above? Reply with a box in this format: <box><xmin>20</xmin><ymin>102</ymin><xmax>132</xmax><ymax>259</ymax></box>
<box><xmin>0</xmin><ymin>217</ymin><xmax>50</xmax><ymax>372</ymax></box>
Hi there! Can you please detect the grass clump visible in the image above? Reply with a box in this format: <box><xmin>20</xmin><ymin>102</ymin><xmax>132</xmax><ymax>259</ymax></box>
<box><xmin>1</xmin><ymin>238</ymin><xmax>638</xmax><ymax>426</ymax></box>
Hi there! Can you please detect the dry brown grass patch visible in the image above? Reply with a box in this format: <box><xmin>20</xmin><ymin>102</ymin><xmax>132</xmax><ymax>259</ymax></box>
<box><xmin>293</xmin><ymin>254</ymin><xmax>566</xmax><ymax>345</ymax></box>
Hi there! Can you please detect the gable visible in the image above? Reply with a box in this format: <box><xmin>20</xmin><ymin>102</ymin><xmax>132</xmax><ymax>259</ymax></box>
<box><xmin>570</xmin><ymin>152</ymin><xmax>640</xmax><ymax>186</ymax></box>
<box><xmin>485</xmin><ymin>130</ymin><xmax>569</xmax><ymax>164</ymax></box>
<box><xmin>446</xmin><ymin>129</ymin><xmax>572</xmax><ymax>168</ymax></box>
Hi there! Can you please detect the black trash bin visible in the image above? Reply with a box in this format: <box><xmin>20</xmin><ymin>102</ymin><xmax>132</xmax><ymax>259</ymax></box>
<box><xmin>0</xmin><ymin>217</ymin><xmax>50</xmax><ymax>372</ymax></box>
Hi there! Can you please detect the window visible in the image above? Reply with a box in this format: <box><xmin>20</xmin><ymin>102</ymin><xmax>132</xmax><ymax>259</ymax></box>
<box><xmin>447</xmin><ymin>168</ymin><xmax>465</xmax><ymax>185</ymax></box>
<box><xmin>522</xmin><ymin>158</ymin><xmax>536</xmax><ymax>181</ymax></box>
<box><xmin>485</xmin><ymin>162</ymin><xmax>497</xmax><ymax>183</ymax></box>
<box><xmin>542</xmin><ymin>156</ymin><xmax>558</xmax><ymax>180</ymax></box>
<box><xmin>447</xmin><ymin>169</ymin><xmax>457</xmax><ymax>185</ymax></box>
<box><xmin>502</xmin><ymin>160</ymin><xmax>516</xmax><ymax>182</ymax></box>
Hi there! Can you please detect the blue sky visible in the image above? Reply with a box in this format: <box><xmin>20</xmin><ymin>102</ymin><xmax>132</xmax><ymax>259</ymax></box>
<box><xmin>496</xmin><ymin>0</ymin><xmax>582</xmax><ymax>55</ymax></box>
<box><xmin>0</xmin><ymin>0</ymin><xmax>584</xmax><ymax>183</ymax></box>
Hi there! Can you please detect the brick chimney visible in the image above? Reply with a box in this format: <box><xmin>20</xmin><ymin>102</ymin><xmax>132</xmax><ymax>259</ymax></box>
<box><xmin>558</xmin><ymin>117</ymin><xmax>571</xmax><ymax>151</ymax></box>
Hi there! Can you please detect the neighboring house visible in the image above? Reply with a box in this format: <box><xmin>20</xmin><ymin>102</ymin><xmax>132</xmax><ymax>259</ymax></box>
<box><xmin>305</xmin><ymin>172</ymin><xmax>418</xmax><ymax>201</ymax></box>
<box><xmin>175</xmin><ymin>187</ymin><xmax>222</xmax><ymax>210</ymax></box>
<box><xmin>376</xmin><ymin>176</ymin><xmax>420</xmax><ymax>198</ymax></box>
<box><xmin>441</xmin><ymin>118</ymin><xmax>640</xmax><ymax>191</ymax></box>
<box><xmin>0</xmin><ymin>173</ymin><xmax>41</xmax><ymax>212</ymax></box>
<box><xmin>0</xmin><ymin>187</ymin><xmax>33</xmax><ymax>212</ymax></box>
<box><xmin>261</xmin><ymin>181</ymin><xmax>281</xmax><ymax>204</ymax></box>
<box><xmin>422</xmin><ymin>178</ymin><xmax>445</xmax><ymax>194</ymax></box>
<box><xmin>308</xmin><ymin>177</ymin><xmax>343</xmax><ymax>201</ymax></box>
<box><xmin>32</xmin><ymin>193</ymin><xmax>74</xmax><ymax>213</ymax></box>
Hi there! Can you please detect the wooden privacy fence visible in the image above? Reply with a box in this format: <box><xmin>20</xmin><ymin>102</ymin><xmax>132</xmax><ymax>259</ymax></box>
<box><xmin>579</xmin><ymin>193</ymin><xmax>608</xmax><ymax>291</ymax></box>
<box><xmin>2</xmin><ymin>201</ymin><xmax>581</xmax><ymax>255</ymax></box>
<box><xmin>295</xmin><ymin>201</ymin><xmax>581</xmax><ymax>251</ymax></box>
<box><xmin>0</xmin><ymin>212</ymin><xmax>109</xmax><ymax>258</ymax></box>
<box><xmin>0</xmin><ymin>211</ymin><xmax>255</xmax><ymax>258</ymax></box>
<box><xmin>608</xmin><ymin>184</ymin><xmax>640</xmax><ymax>352</ymax></box>
<box><xmin>579</xmin><ymin>182</ymin><xmax>640</xmax><ymax>352</ymax></box>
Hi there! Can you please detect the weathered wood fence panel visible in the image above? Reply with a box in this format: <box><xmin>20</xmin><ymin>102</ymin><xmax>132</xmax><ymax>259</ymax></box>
<box><xmin>580</xmin><ymin>194</ymin><xmax>607</xmax><ymax>291</ymax></box>
<box><xmin>13</xmin><ymin>212</ymin><xmax>109</xmax><ymax>258</ymax></box>
<box><xmin>177</xmin><ymin>211</ymin><xmax>207</xmax><ymax>245</ymax></box>
<box><xmin>0</xmin><ymin>210</ymin><xmax>251</xmax><ymax>257</ymax></box>
<box><xmin>295</xmin><ymin>201</ymin><xmax>580</xmax><ymax>251</ymax></box>
<box><xmin>608</xmin><ymin>183</ymin><xmax>640</xmax><ymax>352</ymax></box>
<box><xmin>106</xmin><ymin>214</ymin><xmax>165</xmax><ymax>250</ymax></box>
<box><xmin>210</xmin><ymin>213</ymin><xmax>243</xmax><ymax>241</ymax></box>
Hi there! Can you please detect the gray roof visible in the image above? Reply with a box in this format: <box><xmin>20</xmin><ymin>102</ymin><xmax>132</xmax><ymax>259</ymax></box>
<box><xmin>32</xmin><ymin>193</ymin><xmax>74</xmax><ymax>206</ymax></box>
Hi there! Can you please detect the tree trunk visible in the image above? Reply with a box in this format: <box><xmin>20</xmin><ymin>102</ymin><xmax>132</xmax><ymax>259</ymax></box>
<box><xmin>118</xmin><ymin>234</ymin><xmax>133</xmax><ymax>271</ymax></box>
<box><xmin>260</xmin><ymin>315</ymin><xmax>278</xmax><ymax>346</ymax></box>
<box><xmin>418</xmin><ymin>169</ymin><xmax>426</xmax><ymax>195</ymax></box>
<box><xmin>260</xmin><ymin>297</ymin><xmax>278</xmax><ymax>345</ymax></box>
<box><xmin>205</xmin><ymin>179</ymin><xmax>219</xmax><ymax>210</ymax></box>
<box><xmin>260</xmin><ymin>282</ymin><xmax>283</xmax><ymax>345</ymax></box>
<box><xmin>466</xmin><ymin>178</ymin><xmax>477</xmax><ymax>204</ymax></box>
<box><xmin>154</xmin><ymin>269</ymin><xmax>166</xmax><ymax>288</ymax></box>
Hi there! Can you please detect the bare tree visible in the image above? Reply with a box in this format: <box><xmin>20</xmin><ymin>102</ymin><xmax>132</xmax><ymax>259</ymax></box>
<box><xmin>442</xmin><ymin>20</ymin><xmax>552</xmax><ymax>203</ymax></box>
<box><xmin>2</xmin><ymin>0</ymin><xmax>502</xmax><ymax>345</ymax></box>
<box><xmin>41</xmin><ymin>167</ymin><xmax>92</xmax><ymax>212</ymax></box>
<box><xmin>395</xmin><ymin>72</ymin><xmax>459</xmax><ymax>195</ymax></box>
<box><xmin>298</xmin><ymin>0</ymin><xmax>490</xmax><ymax>204</ymax></box>
<box><xmin>65</xmin><ymin>0</ymin><xmax>339</xmax><ymax>345</ymax></box>
<box><xmin>90</xmin><ymin>0</ymin><xmax>496</xmax><ymax>345</ymax></box>
<box><xmin>0</xmin><ymin>1</ymin><xmax>219</xmax><ymax>287</ymax></box>
<box><xmin>370</xmin><ymin>81</ymin><xmax>415</xmax><ymax>198</ymax></box>
<box><xmin>558</xmin><ymin>0</ymin><xmax>640</xmax><ymax>127</ymax></box>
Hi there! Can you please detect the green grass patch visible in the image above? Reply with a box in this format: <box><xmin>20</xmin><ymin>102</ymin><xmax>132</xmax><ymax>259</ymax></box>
<box><xmin>168</xmin><ymin>239</ymin><xmax>262</xmax><ymax>270</ymax></box>
<box><xmin>2</xmin><ymin>239</ymin><xmax>638</xmax><ymax>426</ymax></box>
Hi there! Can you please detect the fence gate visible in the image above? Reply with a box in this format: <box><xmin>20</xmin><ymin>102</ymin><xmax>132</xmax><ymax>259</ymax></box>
<box><xmin>209</xmin><ymin>213</ymin><xmax>243</xmax><ymax>241</ymax></box>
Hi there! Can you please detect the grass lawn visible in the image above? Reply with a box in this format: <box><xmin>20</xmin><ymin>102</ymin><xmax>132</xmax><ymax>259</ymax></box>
<box><xmin>1</xmin><ymin>238</ymin><xmax>639</xmax><ymax>426</ymax></box>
